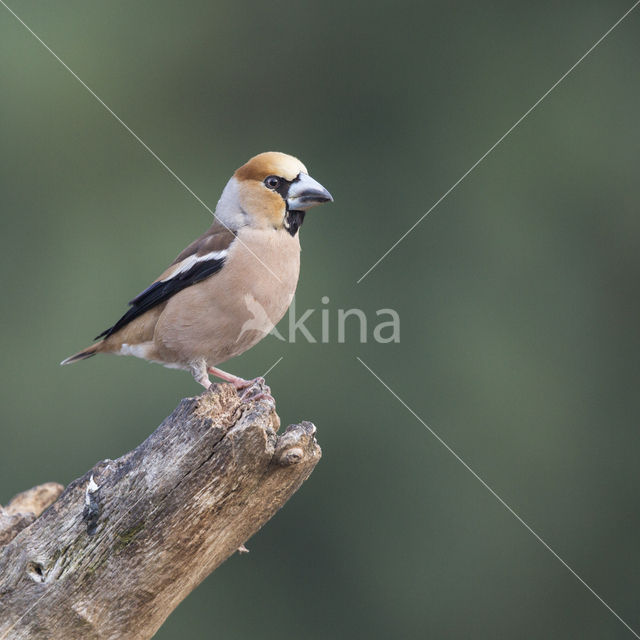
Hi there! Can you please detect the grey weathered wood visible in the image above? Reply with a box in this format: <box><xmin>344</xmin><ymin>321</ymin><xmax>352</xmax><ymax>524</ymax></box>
<box><xmin>0</xmin><ymin>383</ymin><xmax>321</xmax><ymax>640</ymax></box>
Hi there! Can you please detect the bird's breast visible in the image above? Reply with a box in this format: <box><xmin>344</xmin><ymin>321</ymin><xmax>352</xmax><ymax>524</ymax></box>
<box><xmin>227</xmin><ymin>227</ymin><xmax>301</xmax><ymax>332</ymax></box>
<box><xmin>154</xmin><ymin>227</ymin><xmax>301</xmax><ymax>365</ymax></box>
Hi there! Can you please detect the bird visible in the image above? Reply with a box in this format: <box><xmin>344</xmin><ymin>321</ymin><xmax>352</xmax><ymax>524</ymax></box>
<box><xmin>61</xmin><ymin>151</ymin><xmax>333</xmax><ymax>394</ymax></box>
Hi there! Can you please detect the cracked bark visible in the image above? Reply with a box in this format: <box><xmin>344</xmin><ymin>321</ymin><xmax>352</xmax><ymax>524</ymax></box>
<box><xmin>0</xmin><ymin>382</ymin><xmax>321</xmax><ymax>640</ymax></box>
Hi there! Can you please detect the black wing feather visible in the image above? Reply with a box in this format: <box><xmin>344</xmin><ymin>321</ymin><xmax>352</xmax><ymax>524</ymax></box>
<box><xmin>95</xmin><ymin>255</ymin><xmax>225</xmax><ymax>340</ymax></box>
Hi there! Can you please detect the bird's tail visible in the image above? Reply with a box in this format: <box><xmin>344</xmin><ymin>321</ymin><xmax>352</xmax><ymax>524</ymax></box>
<box><xmin>60</xmin><ymin>342</ymin><xmax>103</xmax><ymax>366</ymax></box>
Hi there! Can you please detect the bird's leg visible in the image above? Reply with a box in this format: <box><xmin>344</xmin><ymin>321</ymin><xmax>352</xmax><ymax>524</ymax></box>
<box><xmin>207</xmin><ymin>366</ymin><xmax>273</xmax><ymax>403</ymax></box>
<box><xmin>207</xmin><ymin>366</ymin><xmax>252</xmax><ymax>389</ymax></box>
<box><xmin>190</xmin><ymin>360</ymin><xmax>212</xmax><ymax>390</ymax></box>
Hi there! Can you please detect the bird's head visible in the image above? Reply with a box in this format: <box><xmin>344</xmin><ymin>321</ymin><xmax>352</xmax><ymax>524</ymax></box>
<box><xmin>215</xmin><ymin>151</ymin><xmax>333</xmax><ymax>235</ymax></box>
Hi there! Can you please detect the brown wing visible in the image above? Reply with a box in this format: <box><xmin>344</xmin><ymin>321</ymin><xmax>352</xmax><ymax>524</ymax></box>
<box><xmin>171</xmin><ymin>220</ymin><xmax>237</xmax><ymax>264</ymax></box>
<box><xmin>96</xmin><ymin>222</ymin><xmax>237</xmax><ymax>340</ymax></box>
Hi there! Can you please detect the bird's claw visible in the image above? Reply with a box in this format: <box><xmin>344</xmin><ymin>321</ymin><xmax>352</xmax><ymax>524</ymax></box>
<box><xmin>233</xmin><ymin>376</ymin><xmax>264</xmax><ymax>391</ymax></box>
<box><xmin>244</xmin><ymin>391</ymin><xmax>274</xmax><ymax>404</ymax></box>
<box><xmin>238</xmin><ymin>377</ymin><xmax>274</xmax><ymax>404</ymax></box>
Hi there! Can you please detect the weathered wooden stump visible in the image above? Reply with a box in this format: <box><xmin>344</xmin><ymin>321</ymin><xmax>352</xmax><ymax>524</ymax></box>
<box><xmin>0</xmin><ymin>382</ymin><xmax>321</xmax><ymax>640</ymax></box>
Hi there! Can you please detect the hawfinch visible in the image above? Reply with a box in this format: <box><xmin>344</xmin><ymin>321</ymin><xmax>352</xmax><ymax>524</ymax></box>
<box><xmin>61</xmin><ymin>151</ymin><xmax>333</xmax><ymax>391</ymax></box>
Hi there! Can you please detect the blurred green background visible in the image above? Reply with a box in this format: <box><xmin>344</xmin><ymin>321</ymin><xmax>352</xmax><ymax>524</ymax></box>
<box><xmin>2</xmin><ymin>1</ymin><xmax>640</xmax><ymax>638</ymax></box>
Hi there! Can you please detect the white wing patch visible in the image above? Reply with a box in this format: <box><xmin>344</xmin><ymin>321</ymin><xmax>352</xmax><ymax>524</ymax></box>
<box><xmin>162</xmin><ymin>250</ymin><xmax>228</xmax><ymax>282</ymax></box>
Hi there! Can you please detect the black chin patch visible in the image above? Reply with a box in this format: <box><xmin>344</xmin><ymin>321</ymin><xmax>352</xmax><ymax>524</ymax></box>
<box><xmin>285</xmin><ymin>210</ymin><xmax>305</xmax><ymax>236</ymax></box>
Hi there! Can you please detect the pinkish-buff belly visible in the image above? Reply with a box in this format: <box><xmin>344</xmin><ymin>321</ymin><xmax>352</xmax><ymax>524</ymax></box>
<box><xmin>152</xmin><ymin>227</ymin><xmax>300</xmax><ymax>367</ymax></box>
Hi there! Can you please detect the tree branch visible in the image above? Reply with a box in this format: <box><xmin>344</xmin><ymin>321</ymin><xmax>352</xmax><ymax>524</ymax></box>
<box><xmin>0</xmin><ymin>382</ymin><xmax>321</xmax><ymax>640</ymax></box>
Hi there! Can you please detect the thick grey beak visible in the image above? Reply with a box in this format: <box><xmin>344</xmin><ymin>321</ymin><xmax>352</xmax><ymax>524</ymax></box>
<box><xmin>287</xmin><ymin>173</ymin><xmax>333</xmax><ymax>211</ymax></box>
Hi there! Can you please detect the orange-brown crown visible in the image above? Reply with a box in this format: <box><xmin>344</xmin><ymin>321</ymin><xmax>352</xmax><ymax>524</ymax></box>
<box><xmin>234</xmin><ymin>152</ymin><xmax>307</xmax><ymax>183</ymax></box>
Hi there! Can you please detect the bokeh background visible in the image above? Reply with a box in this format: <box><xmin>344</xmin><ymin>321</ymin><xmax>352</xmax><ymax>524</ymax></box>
<box><xmin>2</xmin><ymin>1</ymin><xmax>640</xmax><ymax>638</ymax></box>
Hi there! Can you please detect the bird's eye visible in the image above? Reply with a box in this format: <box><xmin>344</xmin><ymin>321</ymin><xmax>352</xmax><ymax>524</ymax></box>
<box><xmin>264</xmin><ymin>175</ymin><xmax>281</xmax><ymax>190</ymax></box>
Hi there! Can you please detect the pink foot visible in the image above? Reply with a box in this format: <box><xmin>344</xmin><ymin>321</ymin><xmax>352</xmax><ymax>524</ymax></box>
<box><xmin>207</xmin><ymin>366</ymin><xmax>251</xmax><ymax>389</ymax></box>
<box><xmin>240</xmin><ymin>384</ymin><xmax>274</xmax><ymax>404</ymax></box>
<box><xmin>207</xmin><ymin>368</ymin><xmax>273</xmax><ymax>403</ymax></box>
<box><xmin>239</xmin><ymin>377</ymin><xmax>273</xmax><ymax>404</ymax></box>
